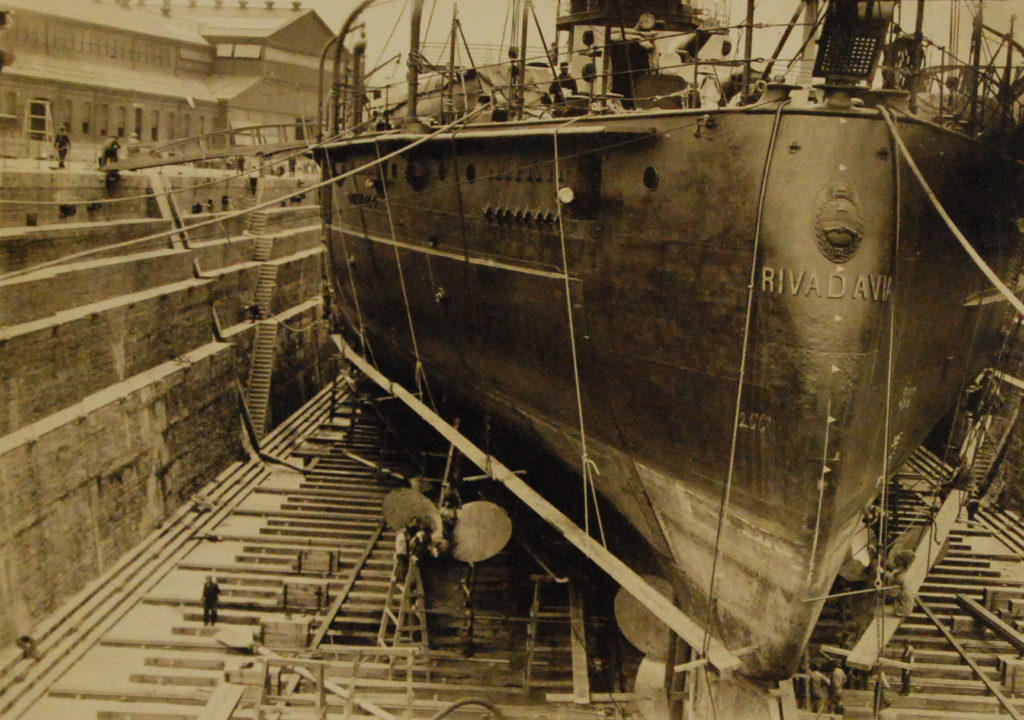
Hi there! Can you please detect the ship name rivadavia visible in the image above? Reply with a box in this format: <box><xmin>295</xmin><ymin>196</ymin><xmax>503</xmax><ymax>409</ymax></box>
<box><xmin>760</xmin><ymin>266</ymin><xmax>892</xmax><ymax>302</ymax></box>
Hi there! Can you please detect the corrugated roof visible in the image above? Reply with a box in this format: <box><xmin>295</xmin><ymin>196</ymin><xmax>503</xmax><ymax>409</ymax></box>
<box><xmin>6</xmin><ymin>51</ymin><xmax>217</xmax><ymax>100</ymax></box>
<box><xmin>7</xmin><ymin>52</ymin><xmax>271</xmax><ymax>101</ymax></box>
<box><xmin>0</xmin><ymin>0</ymin><xmax>208</xmax><ymax>45</ymax></box>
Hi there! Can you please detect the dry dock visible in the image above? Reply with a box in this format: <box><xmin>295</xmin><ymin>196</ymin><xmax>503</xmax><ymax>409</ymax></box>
<box><xmin>0</xmin><ymin>376</ymin><xmax>609</xmax><ymax>720</ymax></box>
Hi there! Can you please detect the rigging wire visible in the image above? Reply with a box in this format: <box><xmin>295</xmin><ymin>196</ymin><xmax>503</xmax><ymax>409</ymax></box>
<box><xmin>871</xmin><ymin>106</ymin><xmax>904</xmax><ymax>674</ymax></box>
<box><xmin>552</xmin><ymin>113</ymin><xmax>606</xmax><ymax>547</ymax></box>
<box><xmin>700</xmin><ymin>98</ymin><xmax>789</xmax><ymax>660</ymax></box>
<box><xmin>1</xmin><ymin>108</ymin><xmax>487</xmax><ymax>283</ymax></box>
<box><xmin>373</xmin><ymin>143</ymin><xmax>438</xmax><ymax>411</ymax></box>
<box><xmin>371</xmin><ymin>0</ymin><xmax>410</xmax><ymax>72</ymax></box>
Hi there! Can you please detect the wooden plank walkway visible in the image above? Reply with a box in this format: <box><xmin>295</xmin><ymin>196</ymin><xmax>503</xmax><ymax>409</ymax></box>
<box><xmin>8</xmin><ymin>374</ymin><xmax>596</xmax><ymax>720</ymax></box>
<box><xmin>805</xmin><ymin>445</ymin><xmax>1024</xmax><ymax>719</ymax></box>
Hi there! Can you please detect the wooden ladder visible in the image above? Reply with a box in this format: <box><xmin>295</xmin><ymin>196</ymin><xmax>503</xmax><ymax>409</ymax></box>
<box><xmin>247</xmin><ymin>319</ymin><xmax>278</xmax><ymax>440</ymax></box>
<box><xmin>378</xmin><ymin>556</ymin><xmax>429</xmax><ymax>654</ymax></box>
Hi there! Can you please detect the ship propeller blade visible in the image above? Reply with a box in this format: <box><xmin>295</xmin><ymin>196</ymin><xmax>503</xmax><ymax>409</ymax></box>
<box><xmin>451</xmin><ymin>501</ymin><xmax>512</xmax><ymax>563</ymax></box>
<box><xmin>382</xmin><ymin>488</ymin><xmax>442</xmax><ymax>531</ymax></box>
<box><xmin>614</xmin><ymin>576</ymin><xmax>675</xmax><ymax>661</ymax></box>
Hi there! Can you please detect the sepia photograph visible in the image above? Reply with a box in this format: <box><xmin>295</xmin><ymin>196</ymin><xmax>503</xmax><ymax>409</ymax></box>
<box><xmin>2</xmin><ymin>1</ymin><xmax>1024</xmax><ymax>718</ymax></box>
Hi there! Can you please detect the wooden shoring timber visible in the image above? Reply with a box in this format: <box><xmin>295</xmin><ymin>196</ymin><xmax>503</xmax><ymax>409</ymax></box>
<box><xmin>956</xmin><ymin>593</ymin><xmax>1024</xmax><ymax>656</ymax></box>
<box><xmin>255</xmin><ymin>648</ymin><xmax>398</xmax><ymax>720</ymax></box>
<box><xmin>196</xmin><ymin>682</ymin><xmax>246</xmax><ymax>720</ymax></box>
<box><xmin>568</xmin><ymin>583</ymin><xmax>590</xmax><ymax>703</ymax></box>
<box><xmin>309</xmin><ymin>521</ymin><xmax>387</xmax><ymax>649</ymax></box>
<box><xmin>331</xmin><ymin>335</ymin><xmax>742</xmax><ymax>674</ymax></box>
<box><xmin>916</xmin><ymin>597</ymin><xmax>1024</xmax><ymax>720</ymax></box>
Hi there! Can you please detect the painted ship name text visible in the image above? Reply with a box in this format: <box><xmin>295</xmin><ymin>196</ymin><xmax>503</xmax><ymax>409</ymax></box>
<box><xmin>760</xmin><ymin>266</ymin><xmax>892</xmax><ymax>302</ymax></box>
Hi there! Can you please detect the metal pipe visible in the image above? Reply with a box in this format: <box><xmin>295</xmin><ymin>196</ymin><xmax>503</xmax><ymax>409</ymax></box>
<box><xmin>352</xmin><ymin>33</ymin><xmax>366</xmax><ymax>128</ymax></box>
<box><xmin>329</xmin><ymin>0</ymin><xmax>377</xmax><ymax>136</ymax></box>
<box><xmin>446</xmin><ymin>7</ymin><xmax>457</xmax><ymax>123</ymax></box>
<box><xmin>1002</xmin><ymin>16</ymin><xmax>1016</xmax><ymax>127</ymax></box>
<box><xmin>970</xmin><ymin>3</ymin><xmax>984</xmax><ymax>131</ymax></box>
<box><xmin>316</xmin><ymin>34</ymin><xmax>339</xmax><ymax>140</ymax></box>
<box><xmin>518</xmin><ymin>0</ymin><xmax>531</xmax><ymax>118</ymax></box>
<box><xmin>407</xmin><ymin>0</ymin><xmax>425</xmax><ymax>123</ymax></box>
<box><xmin>909</xmin><ymin>0</ymin><xmax>926</xmax><ymax>113</ymax></box>
<box><xmin>743</xmin><ymin>0</ymin><xmax>755</xmax><ymax>100</ymax></box>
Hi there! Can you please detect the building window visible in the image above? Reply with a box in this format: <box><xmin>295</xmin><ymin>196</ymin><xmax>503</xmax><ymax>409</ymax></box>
<box><xmin>134</xmin><ymin>107</ymin><xmax>144</xmax><ymax>138</ymax></box>
<box><xmin>81</xmin><ymin>101</ymin><xmax>91</xmax><ymax>134</ymax></box>
<box><xmin>116</xmin><ymin>106</ymin><xmax>126</xmax><ymax>137</ymax></box>
<box><xmin>183</xmin><ymin>114</ymin><xmax>191</xmax><ymax>139</ymax></box>
<box><xmin>198</xmin><ymin>116</ymin><xmax>205</xmax><ymax>138</ymax></box>
<box><xmin>62</xmin><ymin>99</ymin><xmax>72</xmax><ymax>131</ymax></box>
<box><xmin>216</xmin><ymin>43</ymin><xmax>263</xmax><ymax>59</ymax></box>
<box><xmin>151</xmin><ymin>110</ymin><xmax>159</xmax><ymax>141</ymax></box>
<box><xmin>2</xmin><ymin>91</ymin><xmax>17</xmax><ymax>117</ymax></box>
<box><xmin>99</xmin><ymin>103</ymin><xmax>109</xmax><ymax>135</ymax></box>
<box><xmin>167</xmin><ymin>112</ymin><xmax>175</xmax><ymax>139</ymax></box>
<box><xmin>27</xmin><ymin>99</ymin><xmax>51</xmax><ymax>141</ymax></box>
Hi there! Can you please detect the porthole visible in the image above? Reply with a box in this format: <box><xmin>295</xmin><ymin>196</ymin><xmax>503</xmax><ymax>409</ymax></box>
<box><xmin>643</xmin><ymin>166</ymin><xmax>659</xmax><ymax>190</ymax></box>
<box><xmin>466</xmin><ymin>164</ymin><xmax>477</xmax><ymax>182</ymax></box>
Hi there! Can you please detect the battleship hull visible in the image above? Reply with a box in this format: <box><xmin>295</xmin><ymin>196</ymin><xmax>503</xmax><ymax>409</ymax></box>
<box><xmin>320</xmin><ymin>99</ymin><xmax>1021</xmax><ymax>679</ymax></box>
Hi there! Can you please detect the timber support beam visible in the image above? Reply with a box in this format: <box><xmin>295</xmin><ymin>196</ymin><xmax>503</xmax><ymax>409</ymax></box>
<box><xmin>331</xmin><ymin>334</ymin><xmax>742</xmax><ymax>675</ymax></box>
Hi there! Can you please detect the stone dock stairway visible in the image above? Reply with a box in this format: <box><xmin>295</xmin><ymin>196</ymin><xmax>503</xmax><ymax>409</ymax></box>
<box><xmin>807</xmin><ymin>448</ymin><xmax>1024</xmax><ymax>719</ymax></box>
<box><xmin>9</xmin><ymin>375</ymin><xmax>593</xmax><ymax>720</ymax></box>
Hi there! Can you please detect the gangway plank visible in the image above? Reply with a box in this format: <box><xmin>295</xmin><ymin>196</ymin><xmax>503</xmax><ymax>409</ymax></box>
<box><xmin>846</xmin><ymin>486</ymin><xmax>966</xmax><ymax>670</ymax></box>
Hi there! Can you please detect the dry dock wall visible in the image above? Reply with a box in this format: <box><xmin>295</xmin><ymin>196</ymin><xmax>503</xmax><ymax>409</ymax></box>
<box><xmin>0</xmin><ymin>169</ymin><xmax>332</xmax><ymax>645</ymax></box>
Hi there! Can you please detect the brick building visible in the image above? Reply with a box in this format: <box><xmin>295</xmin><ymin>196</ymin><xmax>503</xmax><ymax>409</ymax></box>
<box><xmin>0</xmin><ymin>0</ymin><xmax>336</xmax><ymax>161</ymax></box>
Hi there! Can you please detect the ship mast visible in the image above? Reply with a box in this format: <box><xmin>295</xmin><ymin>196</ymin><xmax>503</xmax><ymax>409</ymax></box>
<box><xmin>407</xmin><ymin>0</ymin><xmax>425</xmax><ymax>124</ymax></box>
<box><xmin>742</xmin><ymin>0</ymin><xmax>754</xmax><ymax>101</ymax></box>
<box><xmin>799</xmin><ymin>0</ymin><xmax>819</xmax><ymax>84</ymax></box>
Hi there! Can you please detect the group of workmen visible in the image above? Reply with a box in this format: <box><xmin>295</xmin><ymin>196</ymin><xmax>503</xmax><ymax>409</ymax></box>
<box><xmin>50</xmin><ymin>123</ymin><xmax>129</xmax><ymax>170</ymax></box>
<box><xmin>797</xmin><ymin>641</ymin><xmax>914</xmax><ymax>716</ymax></box>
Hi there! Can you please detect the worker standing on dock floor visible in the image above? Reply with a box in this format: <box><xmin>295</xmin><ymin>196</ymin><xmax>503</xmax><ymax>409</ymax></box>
<box><xmin>202</xmin><ymin>576</ymin><xmax>220</xmax><ymax>626</ymax></box>
<box><xmin>901</xmin><ymin>641</ymin><xmax>915</xmax><ymax>694</ymax></box>
<box><xmin>53</xmin><ymin>125</ymin><xmax>70</xmax><ymax>169</ymax></box>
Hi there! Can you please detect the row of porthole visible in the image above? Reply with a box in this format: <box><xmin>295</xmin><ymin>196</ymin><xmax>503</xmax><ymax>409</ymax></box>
<box><xmin>335</xmin><ymin>159</ymin><xmax>658</xmax><ymax>192</ymax></box>
<box><xmin>484</xmin><ymin>206</ymin><xmax>558</xmax><ymax>226</ymax></box>
<box><xmin>335</xmin><ymin>159</ymin><xmax>495</xmax><ymax>188</ymax></box>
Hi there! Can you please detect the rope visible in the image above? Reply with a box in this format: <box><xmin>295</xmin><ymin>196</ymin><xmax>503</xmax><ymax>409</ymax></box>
<box><xmin>807</xmin><ymin>396</ymin><xmax>834</xmax><ymax>583</ymax></box>
<box><xmin>2</xmin><ymin>106</ymin><xmax>487</xmax><ymax>283</ymax></box>
<box><xmin>878</xmin><ymin>108</ymin><xmax>1024</xmax><ymax>319</ymax></box>
<box><xmin>374</xmin><ymin>142</ymin><xmax>437</xmax><ymax>411</ymax></box>
<box><xmin>329</xmin><ymin>163</ymin><xmax>372</xmax><ymax>359</ymax></box>
<box><xmin>701</xmin><ymin>99</ymin><xmax>790</xmax><ymax>657</ymax></box>
<box><xmin>553</xmin><ymin>114</ymin><xmax>606</xmax><ymax>546</ymax></box>
<box><xmin>875</xmin><ymin>105</ymin><xmax>903</xmax><ymax>655</ymax></box>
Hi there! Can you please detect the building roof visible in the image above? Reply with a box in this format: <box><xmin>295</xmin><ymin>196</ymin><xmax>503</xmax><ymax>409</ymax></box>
<box><xmin>0</xmin><ymin>0</ymin><xmax>208</xmax><ymax>45</ymax></box>
<box><xmin>204</xmin><ymin>75</ymin><xmax>262</xmax><ymax>100</ymax></box>
<box><xmin>7</xmin><ymin>51</ymin><xmax>218</xmax><ymax>101</ymax></box>
<box><xmin>0</xmin><ymin>0</ymin><xmax>332</xmax><ymax>46</ymax></box>
<box><xmin>158</xmin><ymin>6</ymin><xmax>308</xmax><ymax>39</ymax></box>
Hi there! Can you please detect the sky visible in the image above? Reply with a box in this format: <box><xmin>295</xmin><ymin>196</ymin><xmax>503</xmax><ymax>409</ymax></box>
<box><xmin>303</xmin><ymin>0</ymin><xmax>1024</xmax><ymax>87</ymax></box>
